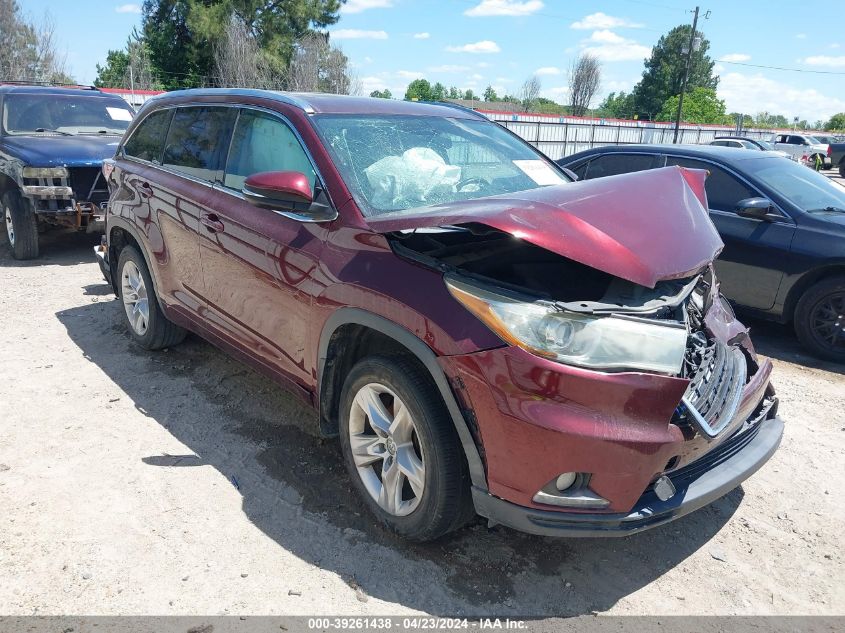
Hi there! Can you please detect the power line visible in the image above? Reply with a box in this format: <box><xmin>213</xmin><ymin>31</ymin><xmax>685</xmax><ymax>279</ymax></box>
<box><xmin>719</xmin><ymin>60</ymin><xmax>845</xmax><ymax>75</ymax></box>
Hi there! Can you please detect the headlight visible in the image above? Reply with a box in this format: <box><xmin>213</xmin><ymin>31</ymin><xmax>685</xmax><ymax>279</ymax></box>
<box><xmin>22</xmin><ymin>166</ymin><xmax>69</xmax><ymax>179</ymax></box>
<box><xmin>446</xmin><ymin>276</ymin><xmax>687</xmax><ymax>375</ymax></box>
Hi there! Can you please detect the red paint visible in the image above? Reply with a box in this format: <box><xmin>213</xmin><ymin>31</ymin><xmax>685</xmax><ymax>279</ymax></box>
<box><xmin>244</xmin><ymin>171</ymin><xmax>313</xmax><ymax>204</ymax></box>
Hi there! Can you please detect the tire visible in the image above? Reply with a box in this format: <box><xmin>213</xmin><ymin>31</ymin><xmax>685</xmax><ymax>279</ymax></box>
<box><xmin>2</xmin><ymin>189</ymin><xmax>39</xmax><ymax>260</ymax></box>
<box><xmin>338</xmin><ymin>355</ymin><xmax>473</xmax><ymax>541</ymax></box>
<box><xmin>794</xmin><ymin>276</ymin><xmax>845</xmax><ymax>362</ymax></box>
<box><xmin>116</xmin><ymin>245</ymin><xmax>186</xmax><ymax>350</ymax></box>
<box><xmin>839</xmin><ymin>163</ymin><xmax>845</xmax><ymax>179</ymax></box>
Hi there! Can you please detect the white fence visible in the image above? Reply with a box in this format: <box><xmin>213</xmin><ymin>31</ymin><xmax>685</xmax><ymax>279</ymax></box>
<box><xmin>481</xmin><ymin>110</ymin><xmax>779</xmax><ymax>160</ymax></box>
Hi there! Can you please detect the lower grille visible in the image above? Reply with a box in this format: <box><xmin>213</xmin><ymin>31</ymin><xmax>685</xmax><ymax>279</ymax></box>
<box><xmin>681</xmin><ymin>339</ymin><xmax>747</xmax><ymax>438</ymax></box>
<box><xmin>69</xmin><ymin>167</ymin><xmax>108</xmax><ymax>203</ymax></box>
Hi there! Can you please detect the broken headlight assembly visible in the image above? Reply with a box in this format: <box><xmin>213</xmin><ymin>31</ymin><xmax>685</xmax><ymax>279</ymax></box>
<box><xmin>21</xmin><ymin>166</ymin><xmax>69</xmax><ymax>179</ymax></box>
<box><xmin>446</xmin><ymin>276</ymin><xmax>688</xmax><ymax>375</ymax></box>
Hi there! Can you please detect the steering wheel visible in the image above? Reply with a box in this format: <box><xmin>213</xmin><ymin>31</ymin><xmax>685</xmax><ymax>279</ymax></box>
<box><xmin>456</xmin><ymin>177</ymin><xmax>490</xmax><ymax>193</ymax></box>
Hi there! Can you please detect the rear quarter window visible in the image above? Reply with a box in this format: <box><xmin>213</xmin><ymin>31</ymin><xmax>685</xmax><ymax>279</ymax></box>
<box><xmin>162</xmin><ymin>106</ymin><xmax>237</xmax><ymax>182</ymax></box>
<box><xmin>123</xmin><ymin>109</ymin><xmax>173</xmax><ymax>163</ymax></box>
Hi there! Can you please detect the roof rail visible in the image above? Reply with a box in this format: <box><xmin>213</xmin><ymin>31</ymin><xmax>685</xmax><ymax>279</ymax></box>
<box><xmin>0</xmin><ymin>80</ymin><xmax>100</xmax><ymax>90</ymax></box>
<box><xmin>409</xmin><ymin>99</ymin><xmax>485</xmax><ymax>119</ymax></box>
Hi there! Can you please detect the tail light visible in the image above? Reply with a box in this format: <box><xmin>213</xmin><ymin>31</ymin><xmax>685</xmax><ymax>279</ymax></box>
<box><xmin>828</xmin><ymin>145</ymin><xmax>832</xmax><ymax>157</ymax></box>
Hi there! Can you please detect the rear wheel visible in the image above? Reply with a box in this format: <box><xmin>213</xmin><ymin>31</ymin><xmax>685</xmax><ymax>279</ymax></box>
<box><xmin>338</xmin><ymin>355</ymin><xmax>472</xmax><ymax>541</ymax></box>
<box><xmin>117</xmin><ymin>245</ymin><xmax>186</xmax><ymax>350</ymax></box>
<box><xmin>794</xmin><ymin>276</ymin><xmax>845</xmax><ymax>362</ymax></box>
<box><xmin>839</xmin><ymin>163</ymin><xmax>845</xmax><ymax>179</ymax></box>
<box><xmin>1</xmin><ymin>190</ymin><xmax>39</xmax><ymax>260</ymax></box>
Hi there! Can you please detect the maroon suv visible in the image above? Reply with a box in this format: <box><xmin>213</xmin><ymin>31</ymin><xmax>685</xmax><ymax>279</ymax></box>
<box><xmin>98</xmin><ymin>89</ymin><xmax>783</xmax><ymax>541</ymax></box>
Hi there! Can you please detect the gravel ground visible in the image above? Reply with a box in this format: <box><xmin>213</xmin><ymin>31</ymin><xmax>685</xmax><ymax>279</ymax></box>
<box><xmin>0</xmin><ymin>231</ymin><xmax>843</xmax><ymax>617</ymax></box>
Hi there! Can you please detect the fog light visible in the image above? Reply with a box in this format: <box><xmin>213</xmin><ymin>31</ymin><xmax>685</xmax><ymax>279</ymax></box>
<box><xmin>22</xmin><ymin>166</ymin><xmax>69</xmax><ymax>179</ymax></box>
<box><xmin>555</xmin><ymin>472</ymin><xmax>577</xmax><ymax>491</ymax></box>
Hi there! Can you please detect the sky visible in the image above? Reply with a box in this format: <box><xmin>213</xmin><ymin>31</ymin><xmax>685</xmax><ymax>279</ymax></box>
<box><xmin>21</xmin><ymin>0</ymin><xmax>845</xmax><ymax>122</ymax></box>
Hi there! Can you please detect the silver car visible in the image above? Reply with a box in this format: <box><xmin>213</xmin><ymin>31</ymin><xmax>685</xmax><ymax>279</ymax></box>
<box><xmin>771</xmin><ymin>133</ymin><xmax>831</xmax><ymax>167</ymax></box>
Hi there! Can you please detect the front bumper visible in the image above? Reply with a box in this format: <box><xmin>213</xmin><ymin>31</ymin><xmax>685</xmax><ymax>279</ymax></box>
<box><xmin>94</xmin><ymin>242</ymin><xmax>111</xmax><ymax>285</ymax></box>
<box><xmin>473</xmin><ymin>415</ymin><xmax>783</xmax><ymax>537</ymax></box>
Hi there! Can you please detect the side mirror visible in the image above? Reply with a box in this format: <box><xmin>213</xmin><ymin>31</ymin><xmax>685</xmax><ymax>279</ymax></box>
<box><xmin>736</xmin><ymin>197</ymin><xmax>780</xmax><ymax>221</ymax></box>
<box><xmin>242</xmin><ymin>171</ymin><xmax>336</xmax><ymax>223</ymax></box>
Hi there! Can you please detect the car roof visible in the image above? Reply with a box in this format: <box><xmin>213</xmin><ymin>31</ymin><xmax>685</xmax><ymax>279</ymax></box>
<box><xmin>713</xmin><ymin>136</ymin><xmax>760</xmax><ymax>142</ymax></box>
<box><xmin>560</xmin><ymin>143</ymin><xmax>781</xmax><ymax>165</ymax></box>
<box><xmin>147</xmin><ymin>88</ymin><xmax>486</xmax><ymax>119</ymax></box>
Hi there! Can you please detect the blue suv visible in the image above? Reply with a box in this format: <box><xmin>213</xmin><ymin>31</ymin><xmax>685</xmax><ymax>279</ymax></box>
<box><xmin>0</xmin><ymin>84</ymin><xmax>134</xmax><ymax>259</ymax></box>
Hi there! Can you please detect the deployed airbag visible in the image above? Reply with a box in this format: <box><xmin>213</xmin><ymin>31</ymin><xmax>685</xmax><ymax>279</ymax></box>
<box><xmin>364</xmin><ymin>147</ymin><xmax>461</xmax><ymax>209</ymax></box>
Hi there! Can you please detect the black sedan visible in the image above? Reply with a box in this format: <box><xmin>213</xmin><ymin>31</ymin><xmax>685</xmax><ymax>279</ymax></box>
<box><xmin>558</xmin><ymin>145</ymin><xmax>845</xmax><ymax>361</ymax></box>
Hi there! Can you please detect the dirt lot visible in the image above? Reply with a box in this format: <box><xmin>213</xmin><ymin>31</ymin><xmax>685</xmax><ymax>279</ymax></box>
<box><xmin>1</xmin><ymin>231</ymin><xmax>843</xmax><ymax>617</ymax></box>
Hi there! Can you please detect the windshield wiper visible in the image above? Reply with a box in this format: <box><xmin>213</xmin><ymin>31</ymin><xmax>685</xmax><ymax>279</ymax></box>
<box><xmin>33</xmin><ymin>127</ymin><xmax>74</xmax><ymax>136</ymax></box>
<box><xmin>807</xmin><ymin>206</ymin><xmax>845</xmax><ymax>214</ymax></box>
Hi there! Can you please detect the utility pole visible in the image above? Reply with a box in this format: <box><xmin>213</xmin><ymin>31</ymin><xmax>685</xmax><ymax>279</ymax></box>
<box><xmin>129</xmin><ymin>65</ymin><xmax>135</xmax><ymax>105</ymax></box>
<box><xmin>673</xmin><ymin>6</ymin><xmax>700</xmax><ymax>144</ymax></box>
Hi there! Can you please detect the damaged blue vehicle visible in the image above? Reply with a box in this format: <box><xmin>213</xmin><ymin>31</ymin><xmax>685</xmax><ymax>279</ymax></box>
<box><xmin>0</xmin><ymin>84</ymin><xmax>134</xmax><ymax>259</ymax></box>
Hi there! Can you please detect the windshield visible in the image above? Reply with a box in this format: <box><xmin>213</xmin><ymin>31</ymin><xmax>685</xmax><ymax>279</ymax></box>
<box><xmin>756</xmin><ymin>140</ymin><xmax>775</xmax><ymax>150</ymax></box>
<box><xmin>2</xmin><ymin>94</ymin><xmax>133</xmax><ymax>136</ymax></box>
<box><xmin>311</xmin><ymin>114</ymin><xmax>568</xmax><ymax>216</ymax></box>
<box><xmin>814</xmin><ymin>136</ymin><xmax>834</xmax><ymax>144</ymax></box>
<box><xmin>746</xmin><ymin>157</ymin><xmax>845</xmax><ymax>213</ymax></box>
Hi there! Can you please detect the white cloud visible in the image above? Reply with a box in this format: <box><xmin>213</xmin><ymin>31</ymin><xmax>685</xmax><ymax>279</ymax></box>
<box><xmin>464</xmin><ymin>0</ymin><xmax>543</xmax><ymax>17</ymax></box>
<box><xmin>413</xmin><ymin>32</ymin><xmax>430</xmax><ymax>39</ymax></box>
<box><xmin>331</xmin><ymin>29</ymin><xmax>388</xmax><ymax>40</ymax></box>
<box><xmin>477</xmin><ymin>62</ymin><xmax>491</xmax><ymax>68</ymax></box>
<box><xmin>719</xmin><ymin>71</ymin><xmax>845</xmax><ymax>121</ymax></box>
<box><xmin>581</xmin><ymin>30</ymin><xmax>650</xmax><ymax>62</ymax></box>
<box><xmin>535</xmin><ymin>66</ymin><xmax>561</xmax><ymax>76</ymax></box>
<box><xmin>446</xmin><ymin>40</ymin><xmax>501</xmax><ymax>54</ymax></box>
<box><xmin>719</xmin><ymin>53</ymin><xmax>751</xmax><ymax>62</ymax></box>
<box><xmin>360</xmin><ymin>76</ymin><xmax>389</xmax><ymax>94</ymax></box>
<box><xmin>494</xmin><ymin>76</ymin><xmax>512</xmax><ymax>83</ymax></box>
<box><xmin>470</xmin><ymin>73</ymin><xmax>484</xmax><ymax>81</ymax></box>
<box><xmin>831</xmin><ymin>43</ymin><xmax>841</xmax><ymax>49</ymax></box>
<box><xmin>342</xmin><ymin>0</ymin><xmax>393</xmax><ymax>13</ymax></box>
<box><xmin>803</xmin><ymin>55</ymin><xmax>845</xmax><ymax>67</ymax></box>
<box><xmin>796</xmin><ymin>33</ymin><xmax>807</xmax><ymax>39</ymax></box>
<box><xmin>570</xmin><ymin>12</ymin><xmax>642</xmax><ymax>30</ymax></box>
<box><xmin>428</xmin><ymin>65</ymin><xmax>471</xmax><ymax>73</ymax></box>
<box><xmin>115</xmin><ymin>3</ymin><xmax>140</xmax><ymax>13</ymax></box>
<box><xmin>395</xmin><ymin>70</ymin><xmax>425</xmax><ymax>79</ymax></box>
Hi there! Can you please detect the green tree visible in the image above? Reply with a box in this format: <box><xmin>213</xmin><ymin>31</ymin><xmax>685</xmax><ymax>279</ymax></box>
<box><xmin>141</xmin><ymin>0</ymin><xmax>343</xmax><ymax>89</ymax></box>
<box><xmin>596</xmin><ymin>91</ymin><xmax>635</xmax><ymax>119</ymax></box>
<box><xmin>483</xmin><ymin>85</ymin><xmax>498</xmax><ymax>102</ymax></box>
<box><xmin>826</xmin><ymin>113</ymin><xmax>845</xmax><ymax>131</ymax></box>
<box><xmin>431</xmin><ymin>82</ymin><xmax>446</xmax><ymax>101</ymax></box>
<box><xmin>447</xmin><ymin>86</ymin><xmax>461</xmax><ymax>99</ymax></box>
<box><xmin>657</xmin><ymin>87</ymin><xmax>727</xmax><ymax>124</ymax></box>
<box><xmin>0</xmin><ymin>0</ymin><xmax>74</xmax><ymax>84</ymax></box>
<box><xmin>405</xmin><ymin>78</ymin><xmax>432</xmax><ymax>101</ymax></box>
<box><xmin>631</xmin><ymin>24</ymin><xmax>717</xmax><ymax>120</ymax></box>
<box><xmin>463</xmin><ymin>88</ymin><xmax>477</xmax><ymax>101</ymax></box>
<box><xmin>95</xmin><ymin>35</ymin><xmax>162</xmax><ymax>90</ymax></box>
<box><xmin>727</xmin><ymin>112</ymin><xmax>754</xmax><ymax>129</ymax></box>
<box><xmin>369</xmin><ymin>88</ymin><xmax>392</xmax><ymax>99</ymax></box>
<box><xmin>94</xmin><ymin>50</ymin><xmax>130</xmax><ymax>88</ymax></box>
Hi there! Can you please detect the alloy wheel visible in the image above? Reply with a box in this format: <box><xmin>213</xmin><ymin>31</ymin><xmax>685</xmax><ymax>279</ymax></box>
<box><xmin>347</xmin><ymin>383</ymin><xmax>426</xmax><ymax>517</ymax></box>
<box><xmin>810</xmin><ymin>291</ymin><xmax>845</xmax><ymax>351</ymax></box>
<box><xmin>4</xmin><ymin>206</ymin><xmax>14</xmax><ymax>246</ymax></box>
<box><xmin>121</xmin><ymin>260</ymin><xmax>150</xmax><ymax>336</ymax></box>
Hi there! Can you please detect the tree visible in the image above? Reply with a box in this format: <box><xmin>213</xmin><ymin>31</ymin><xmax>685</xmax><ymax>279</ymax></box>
<box><xmin>447</xmin><ymin>86</ymin><xmax>461</xmax><ymax>99</ymax></box>
<box><xmin>405</xmin><ymin>78</ymin><xmax>432</xmax><ymax>101</ymax></box>
<box><xmin>213</xmin><ymin>14</ymin><xmax>276</xmax><ymax>89</ymax></box>
<box><xmin>95</xmin><ymin>34</ymin><xmax>162</xmax><ymax>90</ymax></box>
<box><xmin>369</xmin><ymin>89</ymin><xmax>392</xmax><ymax>99</ymax></box>
<box><xmin>568</xmin><ymin>53</ymin><xmax>601</xmax><ymax>117</ymax></box>
<box><xmin>727</xmin><ymin>112</ymin><xmax>754</xmax><ymax>129</ymax></box>
<box><xmin>518</xmin><ymin>75</ymin><xmax>541</xmax><ymax>112</ymax></box>
<box><xmin>286</xmin><ymin>31</ymin><xmax>354</xmax><ymax>93</ymax></box>
<box><xmin>0</xmin><ymin>0</ymin><xmax>73</xmax><ymax>84</ymax></box>
<box><xmin>463</xmin><ymin>88</ymin><xmax>477</xmax><ymax>101</ymax></box>
<box><xmin>630</xmin><ymin>24</ymin><xmax>717</xmax><ymax>120</ymax></box>
<box><xmin>431</xmin><ymin>82</ymin><xmax>446</xmax><ymax>101</ymax></box>
<box><xmin>826</xmin><ymin>113</ymin><xmax>845</xmax><ymax>131</ymax></box>
<box><xmin>596</xmin><ymin>91</ymin><xmax>635</xmax><ymax>118</ymax></box>
<box><xmin>483</xmin><ymin>85</ymin><xmax>498</xmax><ymax>102</ymax></box>
<box><xmin>657</xmin><ymin>87</ymin><xmax>727</xmax><ymax>125</ymax></box>
<box><xmin>141</xmin><ymin>0</ymin><xmax>344</xmax><ymax>89</ymax></box>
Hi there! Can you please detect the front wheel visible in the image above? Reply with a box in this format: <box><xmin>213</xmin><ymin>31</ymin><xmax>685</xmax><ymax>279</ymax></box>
<box><xmin>116</xmin><ymin>245</ymin><xmax>186</xmax><ymax>350</ymax></box>
<box><xmin>794</xmin><ymin>276</ymin><xmax>845</xmax><ymax>362</ymax></box>
<box><xmin>338</xmin><ymin>355</ymin><xmax>473</xmax><ymax>541</ymax></box>
<box><xmin>1</xmin><ymin>190</ymin><xmax>39</xmax><ymax>260</ymax></box>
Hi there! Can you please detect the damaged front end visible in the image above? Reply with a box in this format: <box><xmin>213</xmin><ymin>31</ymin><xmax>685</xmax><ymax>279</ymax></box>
<box><xmin>367</xmin><ymin>167</ymin><xmax>782</xmax><ymax>535</ymax></box>
<box><xmin>19</xmin><ymin>165</ymin><xmax>109</xmax><ymax>233</ymax></box>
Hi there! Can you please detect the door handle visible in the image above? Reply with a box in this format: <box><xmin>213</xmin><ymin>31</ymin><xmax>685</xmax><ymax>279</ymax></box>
<box><xmin>200</xmin><ymin>213</ymin><xmax>225</xmax><ymax>233</ymax></box>
<box><xmin>138</xmin><ymin>182</ymin><xmax>153</xmax><ymax>198</ymax></box>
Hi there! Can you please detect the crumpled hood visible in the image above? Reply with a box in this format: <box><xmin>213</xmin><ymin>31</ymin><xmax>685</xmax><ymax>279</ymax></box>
<box><xmin>1</xmin><ymin>134</ymin><xmax>120</xmax><ymax>167</ymax></box>
<box><xmin>366</xmin><ymin>166</ymin><xmax>723</xmax><ymax>288</ymax></box>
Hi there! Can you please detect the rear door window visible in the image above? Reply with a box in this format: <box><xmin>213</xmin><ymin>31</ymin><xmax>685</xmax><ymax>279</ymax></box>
<box><xmin>665</xmin><ymin>156</ymin><xmax>759</xmax><ymax>212</ymax></box>
<box><xmin>584</xmin><ymin>153</ymin><xmax>656</xmax><ymax>179</ymax></box>
<box><xmin>162</xmin><ymin>106</ymin><xmax>237</xmax><ymax>182</ymax></box>
<box><xmin>123</xmin><ymin>109</ymin><xmax>173</xmax><ymax>164</ymax></box>
<box><xmin>223</xmin><ymin>109</ymin><xmax>316</xmax><ymax>191</ymax></box>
